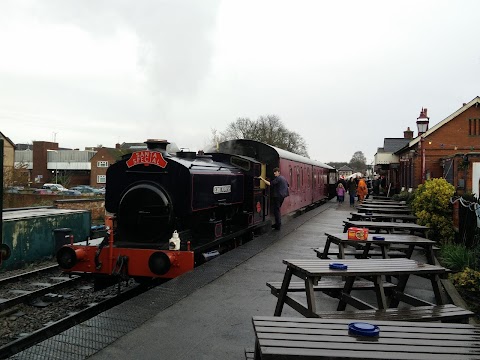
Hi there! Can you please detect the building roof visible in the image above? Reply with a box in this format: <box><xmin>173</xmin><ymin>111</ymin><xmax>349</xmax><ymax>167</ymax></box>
<box><xmin>16</xmin><ymin>143</ymin><xmax>33</xmax><ymax>150</ymax></box>
<box><xmin>0</xmin><ymin>131</ymin><xmax>16</xmax><ymax>148</ymax></box>
<box><xmin>383</xmin><ymin>138</ymin><xmax>410</xmax><ymax>153</ymax></box>
<box><xmin>97</xmin><ymin>148</ymin><xmax>134</xmax><ymax>161</ymax></box>
<box><xmin>120</xmin><ymin>142</ymin><xmax>147</xmax><ymax>150</ymax></box>
<box><xmin>407</xmin><ymin>96</ymin><xmax>480</xmax><ymax>148</ymax></box>
<box><xmin>338</xmin><ymin>165</ymin><xmax>354</xmax><ymax>171</ymax></box>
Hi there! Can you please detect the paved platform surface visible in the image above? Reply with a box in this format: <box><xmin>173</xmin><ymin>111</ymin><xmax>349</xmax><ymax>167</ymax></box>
<box><xmin>9</xmin><ymin>200</ymin><xmax>448</xmax><ymax>359</ymax></box>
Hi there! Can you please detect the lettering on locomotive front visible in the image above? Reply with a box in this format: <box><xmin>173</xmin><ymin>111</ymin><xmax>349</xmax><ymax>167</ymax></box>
<box><xmin>213</xmin><ymin>185</ymin><xmax>232</xmax><ymax>194</ymax></box>
<box><xmin>126</xmin><ymin>150</ymin><xmax>168</xmax><ymax>168</ymax></box>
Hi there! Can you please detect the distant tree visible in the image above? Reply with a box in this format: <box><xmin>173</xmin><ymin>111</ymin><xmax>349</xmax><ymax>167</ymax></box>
<box><xmin>214</xmin><ymin>115</ymin><xmax>309</xmax><ymax>157</ymax></box>
<box><xmin>349</xmin><ymin>151</ymin><xmax>367</xmax><ymax>173</ymax></box>
<box><xmin>3</xmin><ymin>163</ymin><xmax>30</xmax><ymax>188</ymax></box>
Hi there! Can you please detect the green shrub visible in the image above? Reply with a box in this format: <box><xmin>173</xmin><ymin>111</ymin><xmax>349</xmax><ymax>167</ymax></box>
<box><xmin>440</xmin><ymin>243</ymin><xmax>479</xmax><ymax>272</ymax></box>
<box><xmin>412</xmin><ymin>178</ymin><xmax>455</xmax><ymax>243</ymax></box>
<box><xmin>392</xmin><ymin>190</ymin><xmax>415</xmax><ymax>205</ymax></box>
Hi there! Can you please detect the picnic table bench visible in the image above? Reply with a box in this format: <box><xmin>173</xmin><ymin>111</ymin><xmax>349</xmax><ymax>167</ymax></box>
<box><xmin>273</xmin><ymin>258</ymin><xmax>448</xmax><ymax>317</ymax></box>
<box><xmin>252</xmin><ymin>317</ymin><xmax>480</xmax><ymax>359</ymax></box>
<box><xmin>349</xmin><ymin>212</ymin><xmax>418</xmax><ymax>223</ymax></box>
<box><xmin>318</xmin><ymin>232</ymin><xmax>436</xmax><ymax>264</ymax></box>
<box><xmin>357</xmin><ymin>203</ymin><xmax>409</xmax><ymax>209</ymax></box>
<box><xmin>314</xmin><ymin>247</ymin><xmax>407</xmax><ymax>259</ymax></box>
<box><xmin>343</xmin><ymin>220</ymin><xmax>429</xmax><ymax>237</ymax></box>
<box><xmin>363</xmin><ymin>199</ymin><xmax>405</xmax><ymax>204</ymax></box>
<box><xmin>356</xmin><ymin>206</ymin><xmax>412</xmax><ymax>214</ymax></box>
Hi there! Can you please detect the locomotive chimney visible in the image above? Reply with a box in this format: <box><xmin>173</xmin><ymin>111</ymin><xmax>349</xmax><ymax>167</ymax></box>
<box><xmin>145</xmin><ymin>139</ymin><xmax>170</xmax><ymax>152</ymax></box>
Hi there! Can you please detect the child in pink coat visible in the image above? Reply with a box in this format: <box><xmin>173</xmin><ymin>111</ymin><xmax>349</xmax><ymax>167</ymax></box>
<box><xmin>336</xmin><ymin>183</ymin><xmax>346</xmax><ymax>204</ymax></box>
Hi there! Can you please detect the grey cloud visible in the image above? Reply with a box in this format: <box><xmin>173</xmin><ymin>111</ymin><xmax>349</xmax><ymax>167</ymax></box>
<box><xmin>29</xmin><ymin>0</ymin><xmax>221</xmax><ymax>98</ymax></box>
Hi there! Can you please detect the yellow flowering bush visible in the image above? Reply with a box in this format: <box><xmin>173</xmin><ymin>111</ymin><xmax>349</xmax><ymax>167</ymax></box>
<box><xmin>412</xmin><ymin>178</ymin><xmax>455</xmax><ymax>243</ymax></box>
<box><xmin>451</xmin><ymin>267</ymin><xmax>480</xmax><ymax>292</ymax></box>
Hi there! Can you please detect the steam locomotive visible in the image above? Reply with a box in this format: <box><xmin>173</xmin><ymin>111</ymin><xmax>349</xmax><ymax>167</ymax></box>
<box><xmin>56</xmin><ymin>139</ymin><xmax>335</xmax><ymax>285</ymax></box>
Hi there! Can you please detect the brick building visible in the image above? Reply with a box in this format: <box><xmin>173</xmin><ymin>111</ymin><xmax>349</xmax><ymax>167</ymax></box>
<box><xmin>395</xmin><ymin>96</ymin><xmax>480</xmax><ymax>194</ymax></box>
<box><xmin>0</xmin><ymin>132</ymin><xmax>15</xmax><ymax>186</ymax></box>
<box><xmin>337</xmin><ymin>165</ymin><xmax>354</xmax><ymax>178</ymax></box>
<box><xmin>90</xmin><ymin>147</ymin><xmax>133</xmax><ymax>187</ymax></box>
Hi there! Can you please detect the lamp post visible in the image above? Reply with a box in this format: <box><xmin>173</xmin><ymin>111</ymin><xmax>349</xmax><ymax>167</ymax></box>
<box><xmin>416</xmin><ymin>108</ymin><xmax>429</xmax><ymax>184</ymax></box>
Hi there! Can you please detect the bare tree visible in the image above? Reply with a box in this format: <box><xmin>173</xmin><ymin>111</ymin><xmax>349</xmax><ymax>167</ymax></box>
<box><xmin>215</xmin><ymin>115</ymin><xmax>309</xmax><ymax>157</ymax></box>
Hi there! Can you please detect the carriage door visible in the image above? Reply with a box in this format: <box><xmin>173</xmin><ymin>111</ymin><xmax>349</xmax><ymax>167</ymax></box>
<box><xmin>254</xmin><ymin>163</ymin><xmax>267</xmax><ymax>223</ymax></box>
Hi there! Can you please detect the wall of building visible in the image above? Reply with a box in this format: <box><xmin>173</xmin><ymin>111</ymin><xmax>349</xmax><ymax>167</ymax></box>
<box><xmin>2</xmin><ymin>135</ymin><xmax>15</xmax><ymax>188</ymax></box>
<box><xmin>3</xmin><ymin>194</ymin><xmax>105</xmax><ymax>220</ymax></box>
<box><xmin>90</xmin><ymin>149</ymin><xmax>115</xmax><ymax>187</ymax></box>
<box><xmin>400</xmin><ymin>104</ymin><xmax>480</xmax><ymax>189</ymax></box>
<box><xmin>32</xmin><ymin>141</ymin><xmax>58</xmax><ymax>184</ymax></box>
<box><xmin>55</xmin><ymin>198</ymin><xmax>105</xmax><ymax>220</ymax></box>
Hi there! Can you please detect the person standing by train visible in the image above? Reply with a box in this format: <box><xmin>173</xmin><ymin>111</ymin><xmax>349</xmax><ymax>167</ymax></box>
<box><xmin>258</xmin><ymin>168</ymin><xmax>289</xmax><ymax>230</ymax></box>
<box><xmin>356</xmin><ymin>176</ymin><xmax>368</xmax><ymax>204</ymax></box>
<box><xmin>347</xmin><ymin>176</ymin><xmax>357</xmax><ymax>207</ymax></box>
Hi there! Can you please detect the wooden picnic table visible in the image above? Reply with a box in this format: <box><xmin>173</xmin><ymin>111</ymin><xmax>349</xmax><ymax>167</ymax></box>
<box><xmin>357</xmin><ymin>203</ymin><xmax>409</xmax><ymax>209</ymax></box>
<box><xmin>357</xmin><ymin>207</ymin><xmax>413</xmax><ymax>214</ymax></box>
<box><xmin>349</xmin><ymin>212</ymin><xmax>418</xmax><ymax>223</ymax></box>
<box><xmin>372</xmin><ymin>195</ymin><xmax>394</xmax><ymax>200</ymax></box>
<box><xmin>319</xmin><ymin>232</ymin><xmax>437</xmax><ymax>264</ymax></box>
<box><xmin>252</xmin><ymin>316</ymin><xmax>480</xmax><ymax>359</ymax></box>
<box><xmin>273</xmin><ymin>258</ymin><xmax>448</xmax><ymax>317</ymax></box>
<box><xmin>343</xmin><ymin>220</ymin><xmax>429</xmax><ymax>237</ymax></box>
<box><xmin>363</xmin><ymin>199</ymin><xmax>406</xmax><ymax>205</ymax></box>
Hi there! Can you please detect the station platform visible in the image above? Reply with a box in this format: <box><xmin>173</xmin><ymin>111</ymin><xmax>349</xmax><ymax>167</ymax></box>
<box><xmin>9</xmin><ymin>200</ymin><xmax>452</xmax><ymax>359</ymax></box>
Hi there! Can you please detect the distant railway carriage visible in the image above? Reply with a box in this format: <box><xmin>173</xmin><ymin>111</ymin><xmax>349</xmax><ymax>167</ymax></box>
<box><xmin>57</xmin><ymin>139</ymin><xmax>335</xmax><ymax>287</ymax></box>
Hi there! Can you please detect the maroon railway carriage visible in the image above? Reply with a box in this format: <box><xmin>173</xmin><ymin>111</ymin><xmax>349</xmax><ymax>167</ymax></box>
<box><xmin>214</xmin><ymin>140</ymin><xmax>336</xmax><ymax>218</ymax></box>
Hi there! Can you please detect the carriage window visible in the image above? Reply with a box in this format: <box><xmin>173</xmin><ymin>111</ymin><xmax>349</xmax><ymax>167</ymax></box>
<box><xmin>301</xmin><ymin>168</ymin><xmax>304</xmax><ymax>186</ymax></box>
<box><xmin>289</xmin><ymin>167</ymin><xmax>293</xmax><ymax>189</ymax></box>
<box><xmin>230</xmin><ymin>156</ymin><xmax>250</xmax><ymax>171</ymax></box>
<box><xmin>296</xmin><ymin>167</ymin><xmax>300</xmax><ymax>190</ymax></box>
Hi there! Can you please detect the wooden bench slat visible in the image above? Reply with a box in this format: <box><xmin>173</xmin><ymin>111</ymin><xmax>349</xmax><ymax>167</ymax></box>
<box><xmin>258</xmin><ymin>340</ymin><xmax>480</xmax><ymax>358</ymax></box>
<box><xmin>259</xmin><ymin>347</ymin><xmax>469</xmax><ymax>360</ymax></box>
<box><xmin>314</xmin><ymin>248</ymin><xmax>407</xmax><ymax>258</ymax></box>
<box><xmin>316</xmin><ymin>304</ymin><xmax>473</xmax><ymax>323</ymax></box>
<box><xmin>252</xmin><ymin>316</ymin><xmax>479</xmax><ymax>360</ymax></box>
<box><xmin>267</xmin><ymin>280</ymin><xmax>396</xmax><ymax>293</ymax></box>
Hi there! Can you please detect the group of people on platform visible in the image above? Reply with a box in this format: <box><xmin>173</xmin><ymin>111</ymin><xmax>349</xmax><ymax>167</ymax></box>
<box><xmin>336</xmin><ymin>174</ymin><xmax>386</xmax><ymax>207</ymax></box>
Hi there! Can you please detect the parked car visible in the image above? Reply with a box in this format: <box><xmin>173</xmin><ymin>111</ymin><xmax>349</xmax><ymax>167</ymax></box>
<box><xmin>5</xmin><ymin>186</ymin><xmax>24</xmax><ymax>194</ymax></box>
<box><xmin>70</xmin><ymin>185</ymin><xmax>102</xmax><ymax>195</ymax></box>
<box><xmin>34</xmin><ymin>188</ymin><xmax>53</xmax><ymax>195</ymax></box>
<box><xmin>62</xmin><ymin>190</ymin><xmax>82</xmax><ymax>196</ymax></box>
<box><xmin>42</xmin><ymin>183</ymin><xmax>68</xmax><ymax>192</ymax></box>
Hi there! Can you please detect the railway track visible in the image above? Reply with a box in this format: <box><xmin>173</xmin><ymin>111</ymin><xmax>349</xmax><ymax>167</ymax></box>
<box><xmin>0</xmin><ymin>264</ymin><xmax>152</xmax><ymax>359</ymax></box>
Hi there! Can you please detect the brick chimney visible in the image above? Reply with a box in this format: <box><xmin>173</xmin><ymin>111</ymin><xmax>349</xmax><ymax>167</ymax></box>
<box><xmin>403</xmin><ymin>127</ymin><xmax>414</xmax><ymax>139</ymax></box>
<box><xmin>115</xmin><ymin>143</ymin><xmax>121</xmax><ymax>149</ymax></box>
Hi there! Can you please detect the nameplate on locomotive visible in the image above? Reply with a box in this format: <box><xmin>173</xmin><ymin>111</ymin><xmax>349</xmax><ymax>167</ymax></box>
<box><xmin>213</xmin><ymin>185</ymin><xmax>231</xmax><ymax>194</ymax></box>
<box><xmin>126</xmin><ymin>151</ymin><xmax>168</xmax><ymax>168</ymax></box>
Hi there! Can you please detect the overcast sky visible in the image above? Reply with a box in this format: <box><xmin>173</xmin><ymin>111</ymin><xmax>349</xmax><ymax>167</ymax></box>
<box><xmin>1</xmin><ymin>0</ymin><xmax>479</xmax><ymax>163</ymax></box>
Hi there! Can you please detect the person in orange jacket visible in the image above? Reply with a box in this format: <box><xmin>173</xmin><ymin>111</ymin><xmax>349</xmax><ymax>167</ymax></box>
<box><xmin>357</xmin><ymin>176</ymin><xmax>368</xmax><ymax>204</ymax></box>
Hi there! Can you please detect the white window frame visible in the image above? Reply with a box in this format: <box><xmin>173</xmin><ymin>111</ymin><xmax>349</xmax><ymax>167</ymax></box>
<box><xmin>97</xmin><ymin>175</ymin><xmax>107</xmax><ymax>184</ymax></box>
<box><xmin>97</xmin><ymin>160</ymin><xmax>109</xmax><ymax>168</ymax></box>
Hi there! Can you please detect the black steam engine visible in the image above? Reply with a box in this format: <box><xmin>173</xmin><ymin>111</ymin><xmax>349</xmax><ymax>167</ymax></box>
<box><xmin>57</xmin><ymin>139</ymin><xmax>268</xmax><ymax>281</ymax></box>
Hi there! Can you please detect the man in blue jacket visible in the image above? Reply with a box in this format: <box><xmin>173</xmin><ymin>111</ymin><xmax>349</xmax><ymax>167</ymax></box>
<box><xmin>258</xmin><ymin>167</ymin><xmax>289</xmax><ymax>230</ymax></box>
